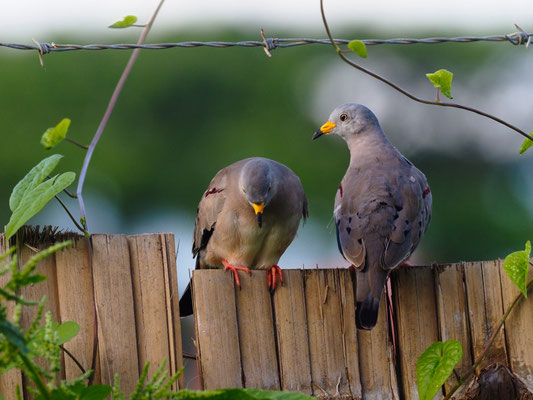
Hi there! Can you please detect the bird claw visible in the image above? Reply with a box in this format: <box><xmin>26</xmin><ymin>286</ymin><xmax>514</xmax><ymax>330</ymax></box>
<box><xmin>268</xmin><ymin>265</ymin><xmax>283</xmax><ymax>290</ymax></box>
<box><xmin>222</xmin><ymin>259</ymin><xmax>251</xmax><ymax>287</ymax></box>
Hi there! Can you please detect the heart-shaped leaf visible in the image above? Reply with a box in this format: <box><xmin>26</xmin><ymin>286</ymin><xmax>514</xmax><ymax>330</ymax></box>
<box><xmin>347</xmin><ymin>40</ymin><xmax>367</xmax><ymax>58</ymax></box>
<box><xmin>502</xmin><ymin>240</ymin><xmax>531</xmax><ymax>297</ymax></box>
<box><xmin>519</xmin><ymin>136</ymin><xmax>533</xmax><ymax>154</ymax></box>
<box><xmin>41</xmin><ymin>118</ymin><xmax>71</xmax><ymax>150</ymax></box>
<box><xmin>57</xmin><ymin>321</ymin><xmax>80</xmax><ymax>345</ymax></box>
<box><xmin>6</xmin><ymin>172</ymin><xmax>76</xmax><ymax>240</ymax></box>
<box><xmin>426</xmin><ymin>69</ymin><xmax>453</xmax><ymax>99</ymax></box>
<box><xmin>417</xmin><ymin>340</ymin><xmax>463</xmax><ymax>400</ymax></box>
<box><xmin>9</xmin><ymin>154</ymin><xmax>63</xmax><ymax>212</ymax></box>
<box><xmin>109</xmin><ymin>15</ymin><xmax>138</xmax><ymax>29</ymax></box>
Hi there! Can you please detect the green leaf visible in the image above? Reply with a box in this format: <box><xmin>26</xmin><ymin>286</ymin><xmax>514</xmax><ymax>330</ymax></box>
<box><xmin>347</xmin><ymin>40</ymin><xmax>367</xmax><ymax>58</ymax></box>
<box><xmin>5</xmin><ymin>172</ymin><xmax>76</xmax><ymax>240</ymax></box>
<box><xmin>0</xmin><ymin>320</ymin><xmax>29</xmax><ymax>354</ymax></box>
<box><xmin>426</xmin><ymin>69</ymin><xmax>454</xmax><ymax>99</ymax></box>
<box><xmin>109</xmin><ymin>15</ymin><xmax>138</xmax><ymax>28</ymax></box>
<box><xmin>417</xmin><ymin>340</ymin><xmax>463</xmax><ymax>400</ymax></box>
<box><xmin>502</xmin><ymin>240</ymin><xmax>531</xmax><ymax>297</ymax></box>
<box><xmin>519</xmin><ymin>136</ymin><xmax>533</xmax><ymax>154</ymax></box>
<box><xmin>80</xmin><ymin>385</ymin><xmax>112</xmax><ymax>400</ymax></box>
<box><xmin>41</xmin><ymin>118</ymin><xmax>71</xmax><ymax>150</ymax></box>
<box><xmin>9</xmin><ymin>154</ymin><xmax>63</xmax><ymax>212</ymax></box>
<box><xmin>56</xmin><ymin>321</ymin><xmax>80</xmax><ymax>345</ymax></box>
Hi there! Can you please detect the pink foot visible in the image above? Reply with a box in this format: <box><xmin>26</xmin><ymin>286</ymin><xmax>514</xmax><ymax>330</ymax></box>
<box><xmin>400</xmin><ymin>262</ymin><xmax>416</xmax><ymax>268</ymax></box>
<box><xmin>222</xmin><ymin>259</ymin><xmax>251</xmax><ymax>287</ymax></box>
<box><xmin>268</xmin><ymin>265</ymin><xmax>283</xmax><ymax>290</ymax></box>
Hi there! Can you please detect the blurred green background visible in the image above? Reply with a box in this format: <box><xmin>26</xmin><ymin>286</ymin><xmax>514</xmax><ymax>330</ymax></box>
<box><xmin>1</xmin><ymin>28</ymin><xmax>532</xmax><ymax>284</ymax></box>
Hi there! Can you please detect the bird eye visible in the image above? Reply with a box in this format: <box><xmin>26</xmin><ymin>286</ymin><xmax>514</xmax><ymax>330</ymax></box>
<box><xmin>340</xmin><ymin>113</ymin><xmax>349</xmax><ymax>122</ymax></box>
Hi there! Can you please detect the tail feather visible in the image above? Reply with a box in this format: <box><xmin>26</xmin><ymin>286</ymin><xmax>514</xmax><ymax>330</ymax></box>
<box><xmin>355</xmin><ymin>267</ymin><xmax>388</xmax><ymax>330</ymax></box>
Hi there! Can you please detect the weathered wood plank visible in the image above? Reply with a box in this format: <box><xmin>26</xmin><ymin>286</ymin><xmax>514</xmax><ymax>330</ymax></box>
<box><xmin>91</xmin><ymin>234</ymin><xmax>139</xmax><ymax>394</ymax></box>
<box><xmin>304</xmin><ymin>269</ymin><xmax>352</xmax><ymax>397</ymax></box>
<box><xmin>434</xmin><ymin>263</ymin><xmax>473</xmax><ymax>393</ymax></box>
<box><xmin>272</xmin><ymin>269</ymin><xmax>313</xmax><ymax>395</ymax></box>
<box><xmin>500</xmin><ymin>259</ymin><xmax>533</xmax><ymax>392</ymax></box>
<box><xmin>0</xmin><ymin>236</ymin><xmax>23</xmax><ymax>400</ymax></box>
<box><xmin>235</xmin><ymin>270</ymin><xmax>280</xmax><ymax>390</ymax></box>
<box><xmin>464</xmin><ymin>261</ymin><xmax>508</xmax><ymax>372</ymax></box>
<box><xmin>55</xmin><ymin>237</ymin><xmax>98</xmax><ymax>382</ymax></box>
<box><xmin>193</xmin><ymin>269</ymin><xmax>242</xmax><ymax>389</ymax></box>
<box><xmin>392</xmin><ymin>267</ymin><xmax>440</xmax><ymax>400</ymax></box>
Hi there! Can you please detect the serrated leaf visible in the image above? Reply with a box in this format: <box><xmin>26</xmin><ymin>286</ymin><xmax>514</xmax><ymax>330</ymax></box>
<box><xmin>417</xmin><ymin>340</ymin><xmax>463</xmax><ymax>400</ymax></box>
<box><xmin>0</xmin><ymin>320</ymin><xmax>28</xmax><ymax>354</ymax></box>
<box><xmin>519</xmin><ymin>137</ymin><xmax>533</xmax><ymax>154</ymax></box>
<box><xmin>109</xmin><ymin>15</ymin><xmax>137</xmax><ymax>28</ymax></box>
<box><xmin>41</xmin><ymin>118</ymin><xmax>71</xmax><ymax>150</ymax></box>
<box><xmin>502</xmin><ymin>240</ymin><xmax>531</xmax><ymax>297</ymax></box>
<box><xmin>5</xmin><ymin>172</ymin><xmax>76</xmax><ymax>240</ymax></box>
<box><xmin>56</xmin><ymin>321</ymin><xmax>80</xmax><ymax>345</ymax></box>
<box><xmin>347</xmin><ymin>40</ymin><xmax>367</xmax><ymax>58</ymax></box>
<box><xmin>9</xmin><ymin>154</ymin><xmax>63</xmax><ymax>212</ymax></box>
<box><xmin>426</xmin><ymin>69</ymin><xmax>454</xmax><ymax>99</ymax></box>
<box><xmin>79</xmin><ymin>385</ymin><xmax>112</xmax><ymax>400</ymax></box>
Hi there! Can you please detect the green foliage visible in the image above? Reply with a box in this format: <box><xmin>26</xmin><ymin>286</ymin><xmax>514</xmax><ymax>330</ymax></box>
<box><xmin>56</xmin><ymin>321</ymin><xmax>80</xmax><ymax>345</ymax></box>
<box><xmin>41</xmin><ymin>119</ymin><xmax>71</xmax><ymax>150</ymax></box>
<box><xmin>347</xmin><ymin>40</ymin><xmax>367</xmax><ymax>58</ymax></box>
<box><xmin>519</xmin><ymin>137</ymin><xmax>533</xmax><ymax>154</ymax></box>
<box><xmin>502</xmin><ymin>240</ymin><xmax>531</xmax><ymax>297</ymax></box>
<box><xmin>426</xmin><ymin>69</ymin><xmax>453</xmax><ymax>100</ymax></box>
<box><xmin>171</xmin><ymin>389</ymin><xmax>312</xmax><ymax>399</ymax></box>
<box><xmin>109</xmin><ymin>16</ymin><xmax>138</xmax><ymax>29</ymax></box>
<box><xmin>417</xmin><ymin>340</ymin><xmax>462</xmax><ymax>400</ymax></box>
<box><xmin>6</xmin><ymin>154</ymin><xmax>75</xmax><ymax>240</ymax></box>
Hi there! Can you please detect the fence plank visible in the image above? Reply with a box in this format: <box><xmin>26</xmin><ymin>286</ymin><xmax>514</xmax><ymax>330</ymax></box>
<box><xmin>464</xmin><ymin>261</ymin><xmax>508</xmax><ymax>372</ymax></box>
<box><xmin>193</xmin><ymin>269</ymin><xmax>242</xmax><ymax>389</ymax></box>
<box><xmin>91</xmin><ymin>234</ymin><xmax>139</xmax><ymax>393</ymax></box>
<box><xmin>500</xmin><ymin>259</ymin><xmax>533</xmax><ymax>392</ymax></box>
<box><xmin>392</xmin><ymin>267</ymin><xmax>440</xmax><ymax>400</ymax></box>
<box><xmin>235</xmin><ymin>270</ymin><xmax>280</xmax><ymax>390</ymax></box>
<box><xmin>272</xmin><ymin>270</ymin><xmax>313</xmax><ymax>395</ymax></box>
<box><xmin>434</xmin><ymin>263</ymin><xmax>473</xmax><ymax>393</ymax></box>
<box><xmin>55</xmin><ymin>237</ymin><xmax>98</xmax><ymax>382</ymax></box>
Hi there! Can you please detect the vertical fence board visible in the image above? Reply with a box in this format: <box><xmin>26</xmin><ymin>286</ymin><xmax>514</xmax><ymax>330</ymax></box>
<box><xmin>55</xmin><ymin>237</ymin><xmax>98</xmax><ymax>382</ymax></box>
<box><xmin>434</xmin><ymin>263</ymin><xmax>473</xmax><ymax>393</ymax></box>
<box><xmin>304</xmin><ymin>269</ymin><xmax>351</xmax><ymax>396</ymax></box>
<box><xmin>272</xmin><ymin>270</ymin><xmax>313</xmax><ymax>395</ymax></box>
<box><xmin>357</xmin><ymin>290</ymin><xmax>399</xmax><ymax>400</ymax></box>
<box><xmin>392</xmin><ymin>267</ymin><xmax>440</xmax><ymax>400</ymax></box>
<box><xmin>0</xmin><ymin>237</ymin><xmax>23</xmax><ymax>400</ymax></box>
<box><xmin>193</xmin><ymin>269</ymin><xmax>242</xmax><ymax>389</ymax></box>
<box><xmin>235</xmin><ymin>271</ymin><xmax>279</xmax><ymax>390</ymax></box>
<box><xmin>500</xmin><ymin>259</ymin><xmax>533</xmax><ymax>391</ymax></box>
<box><xmin>91</xmin><ymin>234</ymin><xmax>139</xmax><ymax>393</ymax></box>
<box><xmin>464</xmin><ymin>261</ymin><xmax>508</xmax><ymax>372</ymax></box>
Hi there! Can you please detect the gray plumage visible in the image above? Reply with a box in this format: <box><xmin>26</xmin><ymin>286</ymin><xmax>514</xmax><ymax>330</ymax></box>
<box><xmin>313</xmin><ymin>103</ymin><xmax>432</xmax><ymax>330</ymax></box>
<box><xmin>179</xmin><ymin>157</ymin><xmax>308</xmax><ymax>316</ymax></box>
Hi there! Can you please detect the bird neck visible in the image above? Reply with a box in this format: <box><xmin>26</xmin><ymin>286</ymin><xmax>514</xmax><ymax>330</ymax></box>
<box><xmin>346</xmin><ymin>129</ymin><xmax>396</xmax><ymax>168</ymax></box>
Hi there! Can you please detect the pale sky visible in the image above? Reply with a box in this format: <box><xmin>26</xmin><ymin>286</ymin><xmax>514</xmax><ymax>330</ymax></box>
<box><xmin>1</xmin><ymin>0</ymin><xmax>532</xmax><ymax>42</ymax></box>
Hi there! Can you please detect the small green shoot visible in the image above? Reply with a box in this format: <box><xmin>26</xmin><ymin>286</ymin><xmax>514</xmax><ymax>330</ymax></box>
<box><xmin>347</xmin><ymin>40</ymin><xmax>367</xmax><ymax>58</ymax></box>
<box><xmin>109</xmin><ymin>16</ymin><xmax>138</xmax><ymax>29</ymax></box>
<box><xmin>519</xmin><ymin>136</ymin><xmax>533</xmax><ymax>154</ymax></box>
<box><xmin>40</xmin><ymin>118</ymin><xmax>70</xmax><ymax>150</ymax></box>
<box><xmin>426</xmin><ymin>69</ymin><xmax>453</xmax><ymax>100</ymax></box>
<box><xmin>502</xmin><ymin>240</ymin><xmax>531</xmax><ymax>297</ymax></box>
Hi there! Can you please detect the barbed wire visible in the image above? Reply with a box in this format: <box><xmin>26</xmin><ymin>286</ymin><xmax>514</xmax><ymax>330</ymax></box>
<box><xmin>0</xmin><ymin>26</ymin><xmax>531</xmax><ymax>56</ymax></box>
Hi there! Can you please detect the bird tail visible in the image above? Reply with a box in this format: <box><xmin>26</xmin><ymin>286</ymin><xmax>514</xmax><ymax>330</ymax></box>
<box><xmin>355</xmin><ymin>267</ymin><xmax>388</xmax><ymax>330</ymax></box>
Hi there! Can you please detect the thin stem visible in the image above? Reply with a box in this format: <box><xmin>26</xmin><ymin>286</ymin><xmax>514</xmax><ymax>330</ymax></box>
<box><xmin>443</xmin><ymin>278</ymin><xmax>533</xmax><ymax>400</ymax></box>
<box><xmin>76</xmin><ymin>0</ymin><xmax>166</xmax><ymax>231</ymax></box>
<box><xmin>64</xmin><ymin>137</ymin><xmax>88</xmax><ymax>150</ymax></box>
<box><xmin>60</xmin><ymin>344</ymin><xmax>86</xmax><ymax>374</ymax></box>
<box><xmin>54</xmin><ymin>195</ymin><xmax>86</xmax><ymax>234</ymax></box>
<box><xmin>319</xmin><ymin>0</ymin><xmax>533</xmax><ymax>142</ymax></box>
<box><xmin>19</xmin><ymin>352</ymin><xmax>50</xmax><ymax>399</ymax></box>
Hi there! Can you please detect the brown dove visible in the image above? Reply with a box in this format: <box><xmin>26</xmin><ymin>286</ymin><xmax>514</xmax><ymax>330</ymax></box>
<box><xmin>179</xmin><ymin>157</ymin><xmax>308</xmax><ymax>316</ymax></box>
<box><xmin>313</xmin><ymin>103</ymin><xmax>432</xmax><ymax>330</ymax></box>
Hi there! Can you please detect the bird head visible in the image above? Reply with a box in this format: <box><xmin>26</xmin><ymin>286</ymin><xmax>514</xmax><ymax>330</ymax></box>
<box><xmin>312</xmin><ymin>103</ymin><xmax>381</xmax><ymax>141</ymax></box>
<box><xmin>239</xmin><ymin>159</ymin><xmax>274</xmax><ymax>228</ymax></box>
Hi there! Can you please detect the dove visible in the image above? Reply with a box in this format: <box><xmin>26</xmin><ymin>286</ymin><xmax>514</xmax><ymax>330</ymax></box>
<box><xmin>313</xmin><ymin>103</ymin><xmax>432</xmax><ymax>330</ymax></box>
<box><xmin>179</xmin><ymin>157</ymin><xmax>308</xmax><ymax>316</ymax></box>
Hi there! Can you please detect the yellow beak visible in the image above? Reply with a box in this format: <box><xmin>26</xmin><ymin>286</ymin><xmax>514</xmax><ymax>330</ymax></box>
<box><xmin>251</xmin><ymin>202</ymin><xmax>265</xmax><ymax>214</ymax></box>
<box><xmin>320</xmin><ymin>120</ymin><xmax>336</xmax><ymax>133</ymax></box>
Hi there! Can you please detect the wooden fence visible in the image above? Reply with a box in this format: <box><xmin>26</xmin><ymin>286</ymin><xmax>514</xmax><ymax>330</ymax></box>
<box><xmin>0</xmin><ymin>229</ymin><xmax>184</xmax><ymax>399</ymax></box>
<box><xmin>192</xmin><ymin>262</ymin><xmax>533</xmax><ymax>399</ymax></box>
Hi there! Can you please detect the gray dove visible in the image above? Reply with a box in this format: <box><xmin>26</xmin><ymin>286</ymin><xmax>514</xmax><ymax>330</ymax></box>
<box><xmin>313</xmin><ymin>103</ymin><xmax>431</xmax><ymax>330</ymax></box>
<box><xmin>179</xmin><ymin>157</ymin><xmax>308</xmax><ymax>316</ymax></box>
